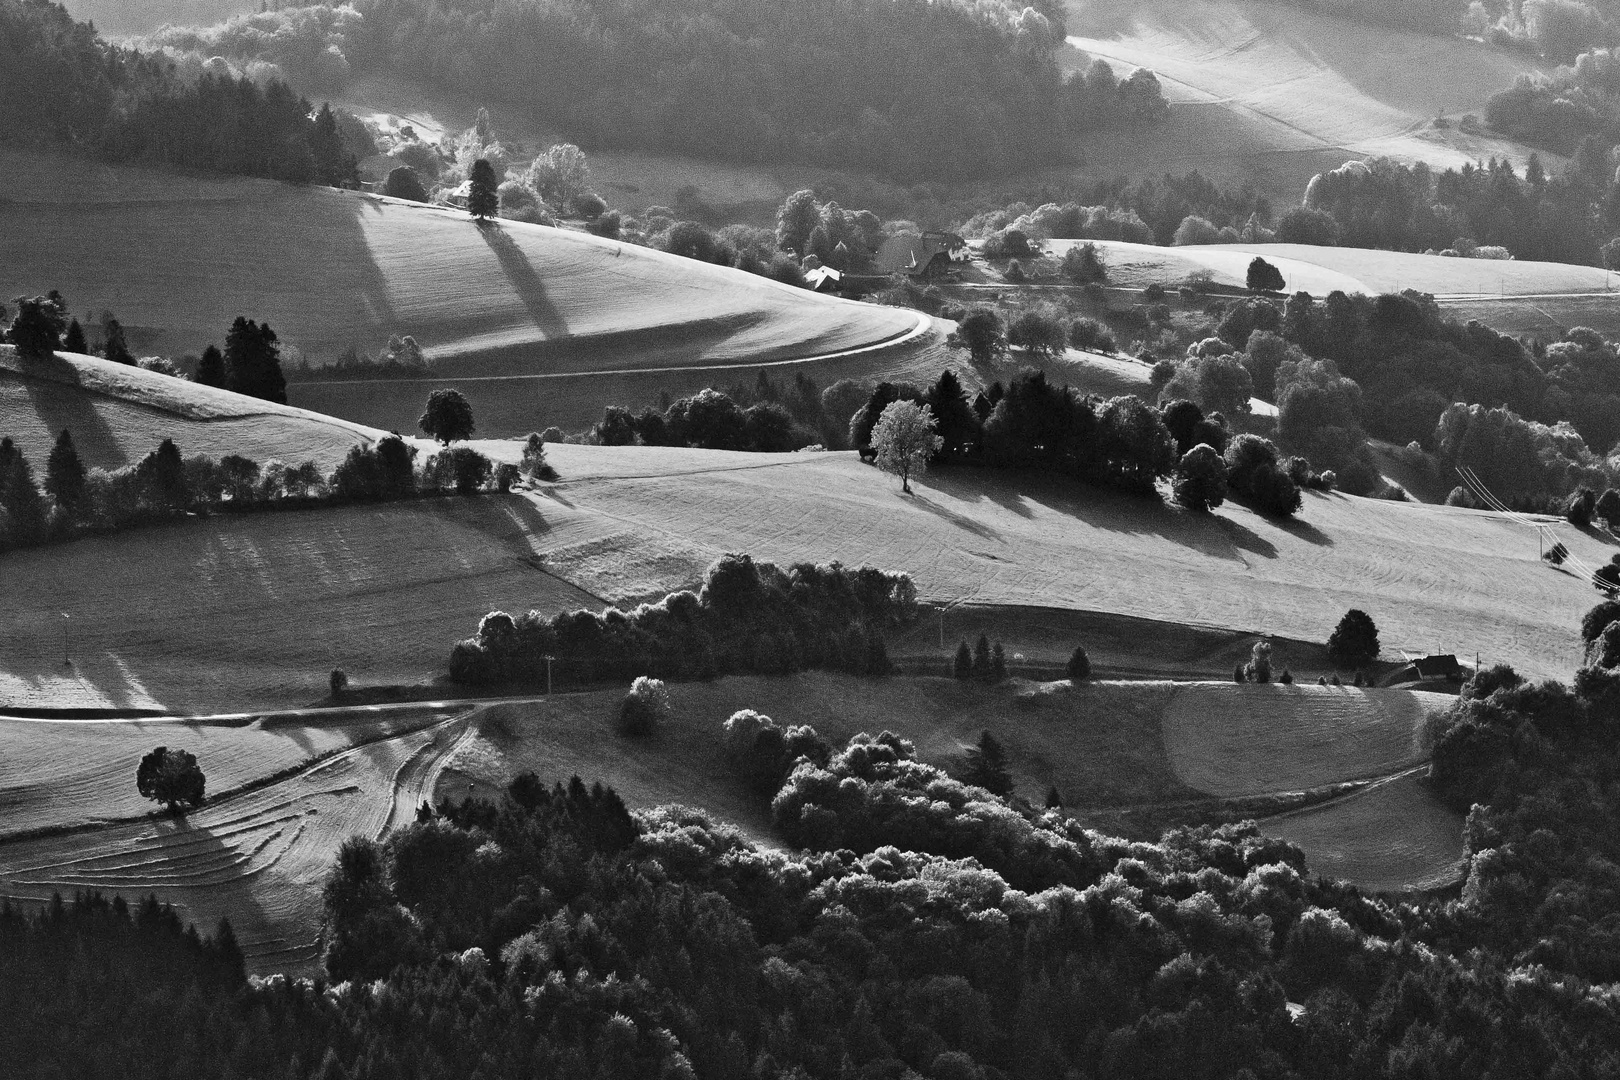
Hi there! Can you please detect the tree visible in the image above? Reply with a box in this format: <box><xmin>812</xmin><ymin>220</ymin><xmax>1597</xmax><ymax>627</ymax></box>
<box><xmin>958</xmin><ymin>730</ymin><xmax>1012</xmax><ymax>797</ymax></box>
<box><xmin>0</xmin><ymin>438</ymin><xmax>48</xmax><ymax>546</ymax></box>
<box><xmin>1060</xmin><ymin>242</ymin><xmax>1107</xmax><ymax>284</ymax></box>
<box><xmin>1598</xmin><ymin>488</ymin><xmax>1620</xmax><ymax>528</ymax></box>
<box><xmin>526</xmin><ymin>144</ymin><xmax>591</xmax><ymax>205</ymax></box>
<box><xmin>947</xmin><ymin>308</ymin><xmax>1007</xmax><ymax>366</ymax></box>
<box><xmin>194</xmin><ymin>345</ymin><xmax>225</xmax><ymax>388</ymax></box>
<box><xmin>101</xmin><ymin>317</ymin><xmax>133</xmax><ymax>365</ymax></box>
<box><xmin>419</xmin><ymin>388</ymin><xmax>475</xmax><ymax>445</ymax></box>
<box><xmin>1173</xmin><ymin>443</ymin><xmax>1228</xmax><ymax>512</ymax></box>
<box><xmin>973</xmin><ymin>634</ymin><xmax>991</xmax><ymax>678</ymax></box>
<box><xmin>1246</xmin><ymin>641</ymin><xmax>1273</xmax><ymax>683</ymax></box>
<box><xmin>1569</xmin><ymin>487</ymin><xmax>1598</xmax><ymax>527</ymax></box>
<box><xmin>775</xmin><ymin>189</ymin><xmax>822</xmax><ymax>256</ymax></box>
<box><xmin>8</xmin><ymin>294</ymin><xmax>66</xmax><ymax>358</ymax></box>
<box><xmin>223</xmin><ymin>318</ymin><xmax>286</xmax><ymax>404</ymax></box>
<box><xmin>467</xmin><ymin>159</ymin><xmax>499</xmax><ymax>221</ymax></box>
<box><xmin>953</xmin><ymin>640</ymin><xmax>973</xmax><ymax>679</ymax></box>
<box><xmin>136</xmin><ymin>746</ymin><xmax>205</xmax><ymax>813</ymax></box>
<box><xmin>1067</xmin><ymin>645</ymin><xmax>1091</xmax><ymax>682</ymax></box>
<box><xmin>989</xmin><ymin>642</ymin><xmax>1008</xmax><ymax>682</ymax></box>
<box><xmin>44</xmin><ymin>428</ymin><xmax>85</xmax><ymax>515</ymax></box>
<box><xmin>136</xmin><ymin>439</ymin><xmax>189</xmax><ymax>512</ymax></box>
<box><xmin>1008</xmin><ymin>309</ymin><xmax>1068</xmax><ymax>359</ymax></box>
<box><xmin>384</xmin><ymin>165</ymin><xmax>428</xmax><ymax>203</ymax></box>
<box><xmin>330</xmin><ymin>669</ymin><xmax>348</xmax><ymax>696</ymax></box>
<box><xmin>871</xmin><ymin>400</ymin><xmax>941</xmax><ymax>494</ymax></box>
<box><xmin>61</xmin><ymin>319</ymin><xmax>87</xmax><ymax>354</ymax></box>
<box><xmin>618</xmin><ymin>676</ymin><xmax>670</xmax><ymax>737</ymax></box>
<box><xmin>520</xmin><ymin>433</ymin><xmax>552</xmax><ymax>480</ymax></box>
<box><xmin>1246</xmin><ymin>257</ymin><xmax>1286</xmax><ymax>292</ymax></box>
<box><xmin>1327</xmin><ymin>609</ymin><xmax>1380</xmax><ymax>669</ymax></box>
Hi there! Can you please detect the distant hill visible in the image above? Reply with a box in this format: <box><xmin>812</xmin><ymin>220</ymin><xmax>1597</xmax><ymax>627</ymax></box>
<box><xmin>56</xmin><ymin>0</ymin><xmax>254</xmax><ymax>36</ymax></box>
<box><xmin>0</xmin><ymin>148</ymin><xmax>940</xmax><ymax>436</ymax></box>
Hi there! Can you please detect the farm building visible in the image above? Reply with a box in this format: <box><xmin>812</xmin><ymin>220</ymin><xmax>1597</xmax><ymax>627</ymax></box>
<box><xmin>804</xmin><ymin>265</ymin><xmax>844</xmax><ymax>292</ymax></box>
<box><xmin>873</xmin><ymin>230</ymin><xmax>970</xmax><ymax>279</ymax></box>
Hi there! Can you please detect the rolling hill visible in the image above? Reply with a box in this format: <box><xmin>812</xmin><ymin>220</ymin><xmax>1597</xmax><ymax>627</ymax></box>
<box><xmin>0</xmin><ymin>148</ymin><xmax>944</xmax><ymax>436</ymax></box>
<box><xmin>1063</xmin><ymin>0</ymin><xmax>1549</xmax><ymax>197</ymax></box>
<box><xmin>1</xmin><ymin>345</ymin><xmax>381</xmax><ymax>471</ymax></box>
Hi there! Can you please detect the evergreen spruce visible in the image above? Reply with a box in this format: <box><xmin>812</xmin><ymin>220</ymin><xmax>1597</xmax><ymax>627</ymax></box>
<box><xmin>953</xmin><ymin>640</ymin><xmax>973</xmax><ymax>679</ymax></box>
<box><xmin>972</xmin><ymin>633</ymin><xmax>991</xmax><ymax>678</ymax></box>
<box><xmin>61</xmin><ymin>319</ymin><xmax>88</xmax><ymax>354</ymax></box>
<box><xmin>989</xmin><ymin>642</ymin><xmax>1008</xmax><ymax>682</ymax></box>
<box><xmin>194</xmin><ymin>345</ymin><xmax>225</xmax><ymax>388</ymax></box>
<box><xmin>960</xmin><ymin>729</ymin><xmax>1013</xmax><ymax>797</ymax></box>
<box><xmin>44</xmin><ymin>428</ymin><xmax>86</xmax><ymax>515</ymax></box>
<box><xmin>101</xmin><ymin>317</ymin><xmax>133</xmax><ymax>365</ymax></box>
<box><xmin>468</xmin><ymin>159</ymin><xmax>499</xmax><ymax>221</ymax></box>
<box><xmin>223</xmin><ymin>318</ymin><xmax>287</xmax><ymax>404</ymax></box>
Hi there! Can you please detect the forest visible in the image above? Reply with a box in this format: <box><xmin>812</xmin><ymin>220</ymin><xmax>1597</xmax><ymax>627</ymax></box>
<box><xmin>0</xmin><ymin>0</ymin><xmax>360</xmax><ymax>183</ymax></box>
<box><xmin>140</xmin><ymin>0</ymin><xmax>1170</xmax><ymax>179</ymax></box>
<box><xmin>12</xmin><ymin>599</ymin><xmax>1620</xmax><ymax>1078</ymax></box>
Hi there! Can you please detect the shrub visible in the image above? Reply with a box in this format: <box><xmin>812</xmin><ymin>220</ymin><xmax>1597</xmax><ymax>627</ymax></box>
<box><xmin>586</xmin><ymin>210</ymin><xmax>622</xmax><ymax>239</ymax></box>
<box><xmin>1246</xmin><ymin>641</ymin><xmax>1273</xmax><ymax>684</ymax></box>
<box><xmin>384</xmin><ymin>165</ymin><xmax>428</xmax><ymax>202</ymax></box>
<box><xmin>1004</xmin><ymin>258</ymin><xmax>1026</xmax><ymax>283</ymax></box>
<box><xmin>617</xmin><ymin>676</ymin><xmax>669</xmax><ymax>737</ymax></box>
<box><xmin>1066</xmin><ymin>645</ymin><xmax>1091</xmax><ymax>682</ymax></box>
<box><xmin>1279</xmin><ymin>669</ymin><xmax>1293</xmax><ymax>684</ymax></box>
<box><xmin>569</xmin><ymin>191</ymin><xmax>607</xmax><ymax>219</ymax></box>
<box><xmin>1234</xmin><ymin>664</ymin><xmax>1247</xmax><ymax>683</ymax></box>
<box><xmin>494</xmin><ymin>462</ymin><xmax>519</xmax><ymax>491</ymax></box>
<box><xmin>1060</xmin><ymin>242</ymin><xmax>1107</xmax><ymax>284</ymax></box>
<box><xmin>330</xmin><ymin>668</ymin><xmax>348</xmax><ymax>696</ymax></box>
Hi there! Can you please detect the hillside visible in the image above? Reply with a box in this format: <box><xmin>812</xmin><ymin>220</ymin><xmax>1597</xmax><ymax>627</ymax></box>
<box><xmin>0</xmin><ymin>148</ymin><xmax>941</xmax><ymax>436</ymax></box>
<box><xmin>56</xmin><ymin>0</ymin><xmax>253</xmax><ymax>35</ymax></box>
<box><xmin>1</xmin><ymin>345</ymin><xmax>381</xmax><ymax>471</ymax></box>
<box><xmin>5</xmin><ymin>441</ymin><xmax>1607</xmax><ymax>717</ymax></box>
<box><xmin>1063</xmin><ymin>0</ymin><xmax>1548</xmax><ymax>196</ymax></box>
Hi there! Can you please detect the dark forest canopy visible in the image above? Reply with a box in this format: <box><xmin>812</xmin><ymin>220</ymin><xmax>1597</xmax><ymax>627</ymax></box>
<box><xmin>0</xmin><ymin>0</ymin><xmax>358</xmax><ymax>183</ymax></box>
<box><xmin>140</xmin><ymin>0</ymin><xmax>1169</xmax><ymax>180</ymax></box>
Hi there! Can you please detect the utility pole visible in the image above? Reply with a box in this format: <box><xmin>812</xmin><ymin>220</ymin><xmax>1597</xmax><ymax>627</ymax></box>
<box><xmin>60</xmin><ymin>612</ymin><xmax>70</xmax><ymax>667</ymax></box>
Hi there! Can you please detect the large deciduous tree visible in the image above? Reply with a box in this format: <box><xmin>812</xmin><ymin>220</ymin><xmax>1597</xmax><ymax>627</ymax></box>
<box><xmin>1327</xmin><ymin>609</ymin><xmax>1380</xmax><ymax>669</ymax></box>
<box><xmin>136</xmin><ymin>746</ymin><xmax>205</xmax><ymax>813</ymax></box>
<box><xmin>419</xmin><ymin>388</ymin><xmax>476</xmax><ymax>445</ymax></box>
<box><xmin>871</xmin><ymin>400</ymin><xmax>941</xmax><ymax>494</ymax></box>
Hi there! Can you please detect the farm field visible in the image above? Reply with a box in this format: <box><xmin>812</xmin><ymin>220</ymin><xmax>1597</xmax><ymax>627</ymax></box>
<box><xmin>0</xmin><ymin>148</ymin><xmax>928</xmax><ymax>436</ymax></box>
<box><xmin>1</xmin><ymin>346</ymin><xmax>381</xmax><ymax>470</ymax></box>
<box><xmin>0</xmin><ymin>706</ymin><xmax>478</xmax><ymax>974</ymax></box>
<box><xmin>0</xmin><ymin>704</ymin><xmax>451</xmax><ymax>838</ymax></box>
<box><xmin>1161</xmin><ymin>683</ymin><xmax>1442</xmax><ymax>797</ymax></box>
<box><xmin>1265</xmin><ymin>770</ymin><xmax>1466</xmax><ymax>892</ymax></box>
<box><xmin>0</xmin><ymin>496</ymin><xmax>600</xmax><ymax>714</ymax></box>
<box><xmin>1064</xmin><ymin>0</ymin><xmax>1548</xmax><ymax>194</ymax></box>
<box><xmin>1044</xmin><ymin>239</ymin><xmax>1617</xmax><ymax>298</ymax></box>
<box><xmin>513</xmin><ymin>444</ymin><xmax>1606</xmax><ymax>683</ymax></box>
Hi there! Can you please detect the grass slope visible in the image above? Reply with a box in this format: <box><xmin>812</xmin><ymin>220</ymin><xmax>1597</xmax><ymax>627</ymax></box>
<box><xmin>1264</xmin><ymin>771</ymin><xmax>1466</xmax><ymax>892</ymax></box>
<box><xmin>1160</xmin><ymin>683</ymin><xmax>1444</xmax><ymax>797</ymax></box>
<box><xmin>1064</xmin><ymin>0</ymin><xmax>1547</xmax><ymax>194</ymax></box>
<box><xmin>510</xmin><ymin>445</ymin><xmax>1606</xmax><ymax>683</ymax></box>
<box><xmin>57</xmin><ymin>0</ymin><xmax>255</xmax><ymax>36</ymax></box>
<box><xmin>1</xmin><ymin>345</ymin><xmax>382</xmax><ymax>470</ymax></box>
<box><xmin>0</xmin><ymin>496</ymin><xmax>600</xmax><ymax>713</ymax></box>
<box><xmin>0</xmin><ymin>147</ymin><xmax>928</xmax><ymax>435</ymax></box>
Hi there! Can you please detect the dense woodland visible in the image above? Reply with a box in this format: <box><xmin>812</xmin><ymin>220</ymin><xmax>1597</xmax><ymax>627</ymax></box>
<box><xmin>12</xmin><ymin>599</ymin><xmax>1620</xmax><ymax>1078</ymax></box>
<box><xmin>0</xmin><ymin>0</ymin><xmax>359</xmax><ymax>183</ymax></box>
<box><xmin>138</xmin><ymin>0</ymin><xmax>1168</xmax><ymax>180</ymax></box>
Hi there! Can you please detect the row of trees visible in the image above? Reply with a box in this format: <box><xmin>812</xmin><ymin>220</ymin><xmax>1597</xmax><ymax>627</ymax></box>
<box><xmin>2</xmin><ymin>1</ymin><xmax>363</xmax><ymax>184</ymax></box>
<box><xmin>0</xmin><ymin>425</ymin><xmax>529</xmax><ymax>553</ymax></box>
<box><xmin>448</xmin><ymin>554</ymin><xmax>918</xmax><ymax>687</ymax></box>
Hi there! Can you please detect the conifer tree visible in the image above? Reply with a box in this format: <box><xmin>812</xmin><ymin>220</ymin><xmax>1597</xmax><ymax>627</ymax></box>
<box><xmin>195</xmin><ymin>345</ymin><xmax>225</xmax><ymax>388</ymax></box>
<box><xmin>61</xmin><ymin>319</ymin><xmax>87</xmax><ymax>354</ymax></box>
<box><xmin>990</xmin><ymin>642</ymin><xmax>1008</xmax><ymax>682</ymax></box>
<box><xmin>960</xmin><ymin>730</ymin><xmax>1012</xmax><ymax>796</ymax></box>
<box><xmin>223</xmin><ymin>318</ymin><xmax>287</xmax><ymax>404</ymax></box>
<box><xmin>953</xmin><ymin>640</ymin><xmax>973</xmax><ymax>679</ymax></box>
<box><xmin>0</xmin><ymin>437</ymin><xmax>49</xmax><ymax>546</ymax></box>
<box><xmin>468</xmin><ymin>159</ymin><xmax>499</xmax><ymax>221</ymax></box>
<box><xmin>972</xmin><ymin>633</ymin><xmax>991</xmax><ymax>678</ymax></box>
<box><xmin>45</xmin><ymin>428</ymin><xmax>86</xmax><ymax>516</ymax></box>
<box><xmin>101</xmin><ymin>317</ymin><xmax>133</xmax><ymax>365</ymax></box>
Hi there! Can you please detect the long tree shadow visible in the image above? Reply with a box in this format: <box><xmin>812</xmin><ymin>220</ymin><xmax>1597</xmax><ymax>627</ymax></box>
<box><xmin>478</xmin><ymin>224</ymin><xmax>569</xmax><ymax>342</ymax></box>
<box><xmin>907</xmin><ymin>492</ymin><xmax>1004</xmax><ymax>542</ymax></box>
<box><xmin>10</xmin><ymin>354</ymin><xmax>126</xmax><ymax>467</ymax></box>
<box><xmin>1214</xmin><ymin>514</ymin><xmax>1279</xmax><ymax>560</ymax></box>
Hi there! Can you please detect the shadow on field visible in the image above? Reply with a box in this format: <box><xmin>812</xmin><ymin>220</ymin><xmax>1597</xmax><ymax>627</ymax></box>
<box><xmin>14</xmin><ymin>356</ymin><xmax>124</xmax><ymax>467</ymax></box>
<box><xmin>907</xmin><ymin>492</ymin><xmax>1004</xmax><ymax>541</ymax></box>
<box><xmin>480</xmin><ymin>225</ymin><xmax>568</xmax><ymax>341</ymax></box>
<box><xmin>1215</xmin><ymin>515</ymin><xmax>1279</xmax><ymax>560</ymax></box>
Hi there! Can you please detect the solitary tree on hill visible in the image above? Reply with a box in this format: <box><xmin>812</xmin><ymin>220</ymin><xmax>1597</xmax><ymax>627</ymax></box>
<box><xmin>1247</xmin><ymin>257</ymin><xmax>1286</xmax><ymax>293</ymax></box>
<box><xmin>870</xmin><ymin>399</ymin><xmax>941</xmax><ymax>494</ymax></box>
<box><xmin>468</xmin><ymin>159</ymin><xmax>499</xmax><ymax>222</ymax></box>
<box><xmin>419</xmin><ymin>388</ymin><xmax>476</xmax><ymax>445</ymax></box>
<box><xmin>136</xmin><ymin>746</ymin><xmax>206</xmax><ymax>814</ymax></box>
<box><xmin>1327</xmin><ymin>609</ymin><xmax>1380</xmax><ymax>669</ymax></box>
<box><xmin>44</xmin><ymin>428</ymin><xmax>85</xmax><ymax>515</ymax></box>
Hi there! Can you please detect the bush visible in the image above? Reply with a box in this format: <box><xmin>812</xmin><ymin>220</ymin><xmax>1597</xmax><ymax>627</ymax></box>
<box><xmin>384</xmin><ymin>165</ymin><xmax>428</xmax><ymax>202</ymax></box>
<box><xmin>586</xmin><ymin>209</ymin><xmax>622</xmax><ymax>239</ymax></box>
<box><xmin>569</xmin><ymin>191</ymin><xmax>607</xmax><ymax>219</ymax></box>
<box><xmin>1246</xmin><ymin>641</ymin><xmax>1273</xmax><ymax>683</ymax></box>
<box><xmin>1068</xmin><ymin>318</ymin><xmax>1116</xmax><ymax>353</ymax></box>
<box><xmin>1004</xmin><ymin>258</ymin><xmax>1026</xmax><ymax>283</ymax></box>
<box><xmin>617</xmin><ymin>676</ymin><xmax>669</xmax><ymax>737</ymax></box>
<box><xmin>1066</xmin><ymin>645</ymin><xmax>1091</xmax><ymax>682</ymax></box>
<box><xmin>424</xmin><ymin>447</ymin><xmax>493</xmax><ymax>495</ymax></box>
<box><xmin>1060</xmin><ymin>242</ymin><xmax>1107</xmax><ymax>284</ymax></box>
